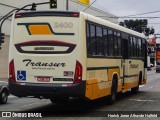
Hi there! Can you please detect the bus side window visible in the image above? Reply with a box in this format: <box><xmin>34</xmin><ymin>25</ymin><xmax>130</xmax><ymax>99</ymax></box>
<box><xmin>103</xmin><ymin>29</ymin><xmax>108</xmax><ymax>56</ymax></box>
<box><xmin>129</xmin><ymin>36</ymin><xmax>132</xmax><ymax>58</ymax></box>
<box><xmin>89</xmin><ymin>24</ymin><xmax>96</xmax><ymax>56</ymax></box>
<box><xmin>135</xmin><ymin>37</ymin><xmax>139</xmax><ymax>58</ymax></box>
<box><xmin>132</xmin><ymin>37</ymin><xmax>136</xmax><ymax>57</ymax></box>
<box><xmin>117</xmin><ymin>32</ymin><xmax>122</xmax><ymax>57</ymax></box>
<box><xmin>108</xmin><ymin>29</ymin><xmax>114</xmax><ymax>56</ymax></box>
<box><xmin>138</xmin><ymin>38</ymin><xmax>142</xmax><ymax>58</ymax></box>
<box><xmin>86</xmin><ymin>23</ymin><xmax>91</xmax><ymax>56</ymax></box>
<box><xmin>122</xmin><ymin>33</ymin><xmax>129</xmax><ymax>59</ymax></box>
<box><xmin>114</xmin><ymin>31</ymin><xmax>118</xmax><ymax>56</ymax></box>
<box><xmin>96</xmin><ymin>26</ymin><xmax>104</xmax><ymax>56</ymax></box>
<box><xmin>142</xmin><ymin>39</ymin><xmax>147</xmax><ymax>67</ymax></box>
<box><xmin>142</xmin><ymin>39</ymin><xmax>146</xmax><ymax>59</ymax></box>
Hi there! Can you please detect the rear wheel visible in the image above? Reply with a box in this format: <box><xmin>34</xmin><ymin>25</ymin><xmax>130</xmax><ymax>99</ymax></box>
<box><xmin>0</xmin><ymin>90</ymin><xmax>8</xmax><ymax>104</ymax></box>
<box><xmin>50</xmin><ymin>97</ymin><xmax>69</xmax><ymax>104</ymax></box>
<box><xmin>131</xmin><ymin>85</ymin><xmax>139</xmax><ymax>94</ymax></box>
<box><xmin>108</xmin><ymin>79</ymin><xmax>117</xmax><ymax>105</ymax></box>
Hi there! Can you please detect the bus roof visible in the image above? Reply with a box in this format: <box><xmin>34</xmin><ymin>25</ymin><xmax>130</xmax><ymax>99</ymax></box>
<box><xmin>15</xmin><ymin>10</ymin><xmax>145</xmax><ymax>39</ymax></box>
<box><xmin>81</xmin><ymin>12</ymin><xmax>145</xmax><ymax>39</ymax></box>
<box><xmin>15</xmin><ymin>11</ymin><xmax>80</xmax><ymax>18</ymax></box>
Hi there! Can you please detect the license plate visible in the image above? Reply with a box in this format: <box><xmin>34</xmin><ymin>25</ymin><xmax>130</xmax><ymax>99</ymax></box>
<box><xmin>37</xmin><ymin>77</ymin><xmax>50</xmax><ymax>82</ymax></box>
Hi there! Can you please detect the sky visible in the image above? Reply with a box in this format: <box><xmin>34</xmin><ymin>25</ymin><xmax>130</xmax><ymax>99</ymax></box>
<box><xmin>91</xmin><ymin>0</ymin><xmax>160</xmax><ymax>34</ymax></box>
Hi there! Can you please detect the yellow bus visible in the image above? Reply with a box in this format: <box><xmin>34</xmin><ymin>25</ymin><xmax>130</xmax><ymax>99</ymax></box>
<box><xmin>9</xmin><ymin>11</ymin><xmax>147</xmax><ymax>104</ymax></box>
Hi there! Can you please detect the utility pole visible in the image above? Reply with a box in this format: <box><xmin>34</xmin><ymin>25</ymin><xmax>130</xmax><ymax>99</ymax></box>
<box><xmin>66</xmin><ymin>0</ymin><xmax>69</xmax><ymax>10</ymax></box>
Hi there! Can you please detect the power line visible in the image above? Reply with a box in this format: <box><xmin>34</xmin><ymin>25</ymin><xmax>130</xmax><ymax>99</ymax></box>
<box><xmin>108</xmin><ymin>16</ymin><xmax>160</xmax><ymax>18</ymax></box>
<box><xmin>97</xmin><ymin>16</ymin><xmax>160</xmax><ymax>19</ymax></box>
<box><xmin>93</xmin><ymin>2</ymin><xmax>111</xmax><ymax>13</ymax></box>
<box><xmin>83</xmin><ymin>0</ymin><xmax>98</xmax><ymax>12</ymax></box>
<box><xmin>148</xmin><ymin>23</ymin><xmax>160</xmax><ymax>24</ymax></box>
<box><xmin>121</xmin><ymin>10</ymin><xmax>160</xmax><ymax>17</ymax></box>
<box><xmin>0</xmin><ymin>2</ymin><xmax>18</xmax><ymax>9</ymax></box>
<box><xmin>117</xmin><ymin>22</ymin><xmax>160</xmax><ymax>24</ymax></box>
<box><xmin>91</xmin><ymin>1</ymin><xmax>160</xmax><ymax>17</ymax></box>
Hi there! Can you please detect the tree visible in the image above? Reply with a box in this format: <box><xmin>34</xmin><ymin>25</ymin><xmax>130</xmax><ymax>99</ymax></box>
<box><xmin>119</xmin><ymin>19</ymin><xmax>154</xmax><ymax>36</ymax></box>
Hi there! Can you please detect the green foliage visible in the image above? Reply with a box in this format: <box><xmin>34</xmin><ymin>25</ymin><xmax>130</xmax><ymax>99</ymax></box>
<box><xmin>119</xmin><ymin>19</ymin><xmax>154</xmax><ymax>36</ymax></box>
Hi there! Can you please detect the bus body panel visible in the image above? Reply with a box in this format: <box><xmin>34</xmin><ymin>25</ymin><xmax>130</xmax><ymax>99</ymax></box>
<box><xmin>11</xmin><ymin>15</ymin><xmax>80</xmax><ymax>84</ymax></box>
<box><xmin>85</xmin><ymin>14</ymin><xmax>147</xmax><ymax>100</ymax></box>
<box><xmin>9</xmin><ymin>11</ymin><xmax>89</xmax><ymax>98</ymax></box>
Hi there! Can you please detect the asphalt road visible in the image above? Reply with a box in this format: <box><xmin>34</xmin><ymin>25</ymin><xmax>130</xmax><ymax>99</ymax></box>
<box><xmin>0</xmin><ymin>69</ymin><xmax>160</xmax><ymax>120</ymax></box>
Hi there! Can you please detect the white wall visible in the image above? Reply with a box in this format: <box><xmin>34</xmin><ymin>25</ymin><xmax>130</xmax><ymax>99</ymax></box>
<box><xmin>0</xmin><ymin>36</ymin><xmax>9</xmax><ymax>79</ymax></box>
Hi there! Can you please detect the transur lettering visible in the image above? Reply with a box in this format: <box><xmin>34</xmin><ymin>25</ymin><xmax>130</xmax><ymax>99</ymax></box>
<box><xmin>23</xmin><ymin>59</ymin><xmax>66</xmax><ymax>67</ymax></box>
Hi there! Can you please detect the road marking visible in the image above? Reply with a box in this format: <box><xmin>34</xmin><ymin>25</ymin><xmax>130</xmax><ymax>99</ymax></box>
<box><xmin>20</xmin><ymin>100</ymin><xmax>46</xmax><ymax>108</ymax></box>
<box><xmin>129</xmin><ymin>99</ymin><xmax>153</xmax><ymax>102</ymax></box>
<box><xmin>140</xmin><ymin>85</ymin><xmax>145</xmax><ymax>88</ymax></box>
<box><xmin>140</xmin><ymin>85</ymin><xmax>154</xmax><ymax>90</ymax></box>
<box><xmin>146</xmin><ymin>86</ymin><xmax>154</xmax><ymax>89</ymax></box>
<box><xmin>8</xmin><ymin>95</ymin><xmax>17</xmax><ymax>98</ymax></box>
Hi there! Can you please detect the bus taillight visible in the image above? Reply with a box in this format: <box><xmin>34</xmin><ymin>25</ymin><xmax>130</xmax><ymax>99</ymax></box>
<box><xmin>9</xmin><ymin>59</ymin><xmax>16</xmax><ymax>82</ymax></box>
<box><xmin>15</xmin><ymin>14</ymin><xmax>22</xmax><ymax>18</ymax></box>
<box><xmin>73</xmin><ymin>61</ymin><xmax>82</xmax><ymax>83</ymax></box>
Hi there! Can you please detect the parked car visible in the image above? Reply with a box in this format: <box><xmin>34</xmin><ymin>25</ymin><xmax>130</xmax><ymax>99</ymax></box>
<box><xmin>0</xmin><ymin>82</ymin><xmax>10</xmax><ymax>104</ymax></box>
<box><xmin>156</xmin><ymin>62</ymin><xmax>160</xmax><ymax>73</ymax></box>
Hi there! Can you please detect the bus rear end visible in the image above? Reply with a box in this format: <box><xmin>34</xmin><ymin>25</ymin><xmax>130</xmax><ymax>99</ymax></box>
<box><xmin>9</xmin><ymin>11</ymin><xmax>86</xmax><ymax>101</ymax></box>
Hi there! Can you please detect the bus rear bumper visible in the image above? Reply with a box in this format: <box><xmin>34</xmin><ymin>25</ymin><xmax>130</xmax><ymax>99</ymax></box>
<box><xmin>9</xmin><ymin>81</ymin><xmax>86</xmax><ymax>98</ymax></box>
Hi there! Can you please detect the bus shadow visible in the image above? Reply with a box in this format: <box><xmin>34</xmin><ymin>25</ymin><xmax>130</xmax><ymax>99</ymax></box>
<box><xmin>21</xmin><ymin>91</ymin><xmax>147</xmax><ymax>117</ymax></box>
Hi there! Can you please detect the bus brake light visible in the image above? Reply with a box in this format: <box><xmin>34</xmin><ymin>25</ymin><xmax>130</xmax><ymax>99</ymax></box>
<box><xmin>73</xmin><ymin>61</ymin><xmax>82</xmax><ymax>83</ymax></box>
<box><xmin>9</xmin><ymin>59</ymin><xmax>16</xmax><ymax>82</ymax></box>
<box><xmin>15</xmin><ymin>14</ymin><xmax>22</xmax><ymax>18</ymax></box>
<box><xmin>73</xmin><ymin>14</ymin><xmax>79</xmax><ymax>17</ymax></box>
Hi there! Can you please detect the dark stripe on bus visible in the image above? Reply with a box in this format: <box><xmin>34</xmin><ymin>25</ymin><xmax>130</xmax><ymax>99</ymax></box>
<box><xmin>87</xmin><ymin>66</ymin><xmax>119</xmax><ymax>71</ymax></box>
<box><xmin>124</xmin><ymin>74</ymin><xmax>139</xmax><ymax>78</ymax></box>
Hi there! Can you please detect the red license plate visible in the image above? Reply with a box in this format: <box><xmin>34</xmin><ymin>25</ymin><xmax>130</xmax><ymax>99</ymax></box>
<box><xmin>37</xmin><ymin>77</ymin><xmax>50</xmax><ymax>82</ymax></box>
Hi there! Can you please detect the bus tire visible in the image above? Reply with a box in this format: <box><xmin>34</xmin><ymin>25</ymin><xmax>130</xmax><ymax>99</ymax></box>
<box><xmin>0</xmin><ymin>90</ymin><xmax>8</xmax><ymax>104</ymax></box>
<box><xmin>131</xmin><ymin>85</ymin><xmax>139</xmax><ymax>94</ymax></box>
<box><xmin>131</xmin><ymin>72</ymin><xmax>142</xmax><ymax>94</ymax></box>
<box><xmin>50</xmin><ymin>97</ymin><xmax>69</xmax><ymax>104</ymax></box>
<box><xmin>108</xmin><ymin>78</ymin><xmax>118</xmax><ymax>105</ymax></box>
